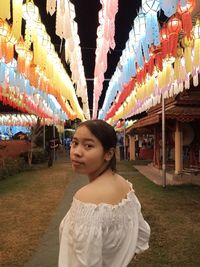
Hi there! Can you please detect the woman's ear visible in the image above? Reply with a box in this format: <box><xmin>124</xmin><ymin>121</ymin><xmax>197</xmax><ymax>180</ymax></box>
<box><xmin>104</xmin><ymin>148</ymin><xmax>115</xmax><ymax>161</ymax></box>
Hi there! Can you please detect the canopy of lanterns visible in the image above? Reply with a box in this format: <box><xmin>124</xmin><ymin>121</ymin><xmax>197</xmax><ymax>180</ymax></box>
<box><xmin>0</xmin><ymin>0</ymin><xmax>86</xmax><ymax>130</ymax></box>
<box><xmin>98</xmin><ymin>0</ymin><xmax>200</xmax><ymax>129</ymax></box>
<box><xmin>0</xmin><ymin>0</ymin><xmax>200</xmax><ymax>131</ymax></box>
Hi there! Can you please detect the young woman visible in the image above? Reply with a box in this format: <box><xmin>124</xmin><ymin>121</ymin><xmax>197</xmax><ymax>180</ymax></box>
<box><xmin>59</xmin><ymin>119</ymin><xmax>150</xmax><ymax>267</ymax></box>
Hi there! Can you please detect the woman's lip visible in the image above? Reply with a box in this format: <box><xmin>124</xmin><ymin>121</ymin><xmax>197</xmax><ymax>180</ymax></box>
<box><xmin>71</xmin><ymin>160</ymin><xmax>83</xmax><ymax>166</ymax></box>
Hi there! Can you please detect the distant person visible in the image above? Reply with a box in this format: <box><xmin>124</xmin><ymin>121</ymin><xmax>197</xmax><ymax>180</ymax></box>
<box><xmin>47</xmin><ymin>137</ymin><xmax>59</xmax><ymax>167</ymax></box>
<box><xmin>64</xmin><ymin>137</ymin><xmax>71</xmax><ymax>156</ymax></box>
<box><xmin>59</xmin><ymin>120</ymin><xmax>150</xmax><ymax>267</ymax></box>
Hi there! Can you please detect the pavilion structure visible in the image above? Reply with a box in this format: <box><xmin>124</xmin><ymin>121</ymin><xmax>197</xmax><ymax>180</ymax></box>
<box><xmin>126</xmin><ymin>82</ymin><xmax>200</xmax><ymax>184</ymax></box>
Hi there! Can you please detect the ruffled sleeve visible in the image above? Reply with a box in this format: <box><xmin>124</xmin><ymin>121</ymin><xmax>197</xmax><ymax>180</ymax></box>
<box><xmin>134</xmin><ymin>196</ymin><xmax>151</xmax><ymax>254</ymax></box>
<box><xmin>59</xmin><ymin>199</ymin><xmax>103</xmax><ymax>267</ymax></box>
<box><xmin>59</xmin><ymin>184</ymin><xmax>151</xmax><ymax>267</ymax></box>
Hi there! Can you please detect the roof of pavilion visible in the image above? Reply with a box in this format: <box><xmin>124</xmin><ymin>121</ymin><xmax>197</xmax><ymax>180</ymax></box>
<box><xmin>126</xmin><ymin>83</ymin><xmax>200</xmax><ymax>134</ymax></box>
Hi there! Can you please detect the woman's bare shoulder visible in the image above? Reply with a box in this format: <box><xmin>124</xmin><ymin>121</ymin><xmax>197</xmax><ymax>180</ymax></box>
<box><xmin>74</xmin><ymin>183</ymin><xmax>100</xmax><ymax>204</ymax></box>
<box><xmin>74</xmin><ymin>174</ymin><xmax>132</xmax><ymax>205</ymax></box>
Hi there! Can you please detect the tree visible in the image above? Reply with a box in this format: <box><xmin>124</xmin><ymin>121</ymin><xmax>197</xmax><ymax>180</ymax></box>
<box><xmin>27</xmin><ymin>118</ymin><xmax>43</xmax><ymax>166</ymax></box>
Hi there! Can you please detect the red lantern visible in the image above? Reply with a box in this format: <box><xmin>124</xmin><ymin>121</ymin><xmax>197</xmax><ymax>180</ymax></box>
<box><xmin>177</xmin><ymin>0</ymin><xmax>196</xmax><ymax>38</ymax></box>
<box><xmin>167</xmin><ymin>16</ymin><xmax>182</xmax><ymax>57</ymax></box>
<box><xmin>160</xmin><ymin>25</ymin><xmax>169</xmax><ymax>58</ymax></box>
<box><xmin>154</xmin><ymin>48</ymin><xmax>163</xmax><ymax>72</ymax></box>
<box><xmin>146</xmin><ymin>55</ymin><xmax>155</xmax><ymax>76</ymax></box>
<box><xmin>177</xmin><ymin>0</ymin><xmax>196</xmax><ymax>13</ymax></box>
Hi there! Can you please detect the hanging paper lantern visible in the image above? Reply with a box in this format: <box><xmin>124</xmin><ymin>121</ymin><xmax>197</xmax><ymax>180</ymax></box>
<box><xmin>193</xmin><ymin>19</ymin><xmax>200</xmax><ymax>72</ymax></box>
<box><xmin>194</xmin><ymin>18</ymin><xmax>200</xmax><ymax>39</ymax></box>
<box><xmin>134</xmin><ymin>8</ymin><xmax>146</xmax><ymax>40</ymax></box>
<box><xmin>177</xmin><ymin>0</ymin><xmax>196</xmax><ymax>38</ymax></box>
<box><xmin>154</xmin><ymin>47</ymin><xmax>163</xmax><ymax>72</ymax></box>
<box><xmin>167</xmin><ymin>15</ymin><xmax>182</xmax><ymax>35</ymax></box>
<box><xmin>0</xmin><ymin>18</ymin><xmax>10</xmax><ymax>36</ymax></box>
<box><xmin>142</xmin><ymin>0</ymin><xmax>160</xmax><ymax>14</ymax></box>
<box><xmin>5</xmin><ymin>29</ymin><xmax>17</xmax><ymax>63</ymax></box>
<box><xmin>177</xmin><ymin>0</ymin><xmax>196</xmax><ymax>13</ymax></box>
<box><xmin>160</xmin><ymin>25</ymin><xmax>169</xmax><ymax>59</ymax></box>
<box><xmin>0</xmin><ymin>19</ymin><xmax>10</xmax><ymax>59</ymax></box>
<box><xmin>0</xmin><ymin>0</ymin><xmax>10</xmax><ymax>20</ymax></box>
<box><xmin>12</xmin><ymin>0</ymin><xmax>23</xmax><ymax>41</ymax></box>
<box><xmin>142</xmin><ymin>0</ymin><xmax>160</xmax><ymax>46</ymax></box>
<box><xmin>181</xmin><ymin>36</ymin><xmax>193</xmax><ymax>74</ymax></box>
<box><xmin>24</xmin><ymin>50</ymin><xmax>33</xmax><ymax>78</ymax></box>
<box><xmin>22</xmin><ymin>0</ymin><xmax>40</xmax><ymax>22</ymax></box>
<box><xmin>174</xmin><ymin>44</ymin><xmax>183</xmax><ymax>80</ymax></box>
<box><xmin>15</xmin><ymin>37</ymin><xmax>28</xmax><ymax>73</ymax></box>
<box><xmin>167</xmin><ymin>15</ymin><xmax>182</xmax><ymax>57</ymax></box>
<box><xmin>160</xmin><ymin>0</ymin><xmax>178</xmax><ymax>17</ymax></box>
<box><xmin>146</xmin><ymin>55</ymin><xmax>155</xmax><ymax>76</ymax></box>
<box><xmin>15</xmin><ymin>37</ymin><xmax>28</xmax><ymax>56</ymax></box>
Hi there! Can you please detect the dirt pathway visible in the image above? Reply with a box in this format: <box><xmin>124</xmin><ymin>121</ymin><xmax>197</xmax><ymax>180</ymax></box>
<box><xmin>23</xmin><ymin>170</ymin><xmax>88</xmax><ymax>267</ymax></box>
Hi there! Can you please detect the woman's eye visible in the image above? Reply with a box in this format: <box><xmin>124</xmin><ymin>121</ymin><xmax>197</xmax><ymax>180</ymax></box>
<box><xmin>84</xmin><ymin>144</ymin><xmax>93</xmax><ymax>149</ymax></box>
<box><xmin>71</xmin><ymin>140</ymin><xmax>78</xmax><ymax>147</ymax></box>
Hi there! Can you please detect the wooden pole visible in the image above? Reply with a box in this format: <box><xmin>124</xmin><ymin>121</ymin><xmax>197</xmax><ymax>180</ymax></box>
<box><xmin>162</xmin><ymin>95</ymin><xmax>166</xmax><ymax>187</ymax></box>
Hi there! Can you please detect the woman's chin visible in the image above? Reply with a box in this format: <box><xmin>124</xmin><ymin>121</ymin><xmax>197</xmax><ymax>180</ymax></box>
<box><xmin>71</xmin><ymin>165</ymin><xmax>85</xmax><ymax>174</ymax></box>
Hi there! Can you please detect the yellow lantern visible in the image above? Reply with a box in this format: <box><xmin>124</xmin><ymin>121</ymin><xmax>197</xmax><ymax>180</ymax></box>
<box><xmin>193</xmin><ymin>19</ymin><xmax>200</xmax><ymax>82</ymax></box>
<box><xmin>194</xmin><ymin>19</ymin><xmax>200</xmax><ymax>39</ymax></box>
<box><xmin>0</xmin><ymin>0</ymin><xmax>10</xmax><ymax>20</ymax></box>
<box><xmin>174</xmin><ymin>44</ymin><xmax>183</xmax><ymax>81</ymax></box>
<box><xmin>181</xmin><ymin>36</ymin><xmax>193</xmax><ymax>74</ymax></box>
<box><xmin>12</xmin><ymin>0</ymin><xmax>23</xmax><ymax>41</ymax></box>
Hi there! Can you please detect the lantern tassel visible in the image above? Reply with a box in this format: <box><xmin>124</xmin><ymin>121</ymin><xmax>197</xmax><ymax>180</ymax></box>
<box><xmin>0</xmin><ymin>0</ymin><xmax>10</xmax><ymax>20</ymax></box>
<box><xmin>181</xmin><ymin>12</ymin><xmax>193</xmax><ymax>38</ymax></box>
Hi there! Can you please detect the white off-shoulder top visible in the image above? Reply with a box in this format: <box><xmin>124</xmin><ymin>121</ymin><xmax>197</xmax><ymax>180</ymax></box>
<box><xmin>58</xmin><ymin>182</ymin><xmax>150</xmax><ymax>267</ymax></box>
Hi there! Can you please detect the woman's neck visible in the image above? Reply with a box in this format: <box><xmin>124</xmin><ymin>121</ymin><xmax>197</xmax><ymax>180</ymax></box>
<box><xmin>88</xmin><ymin>165</ymin><xmax>113</xmax><ymax>182</ymax></box>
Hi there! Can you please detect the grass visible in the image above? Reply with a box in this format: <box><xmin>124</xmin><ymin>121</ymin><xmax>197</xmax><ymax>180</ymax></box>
<box><xmin>118</xmin><ymin>161</ymin><xmax>200</xmax><ymax>267</ymax></box>
<box><xmin>0</xmin><ymin>157</ymin><xmax>73</xmax><ymax>267</ymax></box>
<box><xmin>1</xmin><ymin>159</ymin><xmax>200</xmax><ymax>267</ymax></box>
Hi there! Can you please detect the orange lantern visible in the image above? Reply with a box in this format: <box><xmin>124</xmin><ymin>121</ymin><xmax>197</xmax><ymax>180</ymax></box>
<box><xmin>177</xmin><ymin>0</ymin><xmax>196</xmax><ymax>38</ymax></box>
<box><xmin>0</xmin><ymin>18</ymin><xmax>10</xmax><ymax>59</ymax></box>
<box><xmin>15</xmin><ymin>37</ymin><xmax>28</xmax><ymax>73</ymax></box>
<box><xmin>167</xmin><ymin>15</ymin><xmax>182</xmax><ymax>57</ymax></box>
<box><xmin>5</xmin><ymin>31</ymin><xmax>17</xmax><ymax>63</ymax></box>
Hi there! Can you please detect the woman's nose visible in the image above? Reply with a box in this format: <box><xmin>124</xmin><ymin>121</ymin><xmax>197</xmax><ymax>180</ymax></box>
<box><xmin>71</xmin><ymin>145</ymin><xmax>83</xmax><ymax>156</ymax></box>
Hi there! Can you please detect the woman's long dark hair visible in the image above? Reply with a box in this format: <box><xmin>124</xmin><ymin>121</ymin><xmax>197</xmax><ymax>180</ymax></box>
<box><xmin>77</xmin><ymin>119</ymin><xmax>117</xmax><ymax>172</ymax></box>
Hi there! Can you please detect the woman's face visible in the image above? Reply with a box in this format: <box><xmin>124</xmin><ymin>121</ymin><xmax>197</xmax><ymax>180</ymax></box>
<box><xmin>70</xmin><ymin>125</ymin><xmax>109</xmax><ymax>180</ymax></box>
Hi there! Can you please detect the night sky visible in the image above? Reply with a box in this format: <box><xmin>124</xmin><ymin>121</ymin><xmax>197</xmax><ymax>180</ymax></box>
<box><xmin>34</xmin><ymin>0</ymin><xmax>142</xmax><ymax>112</ymax></box>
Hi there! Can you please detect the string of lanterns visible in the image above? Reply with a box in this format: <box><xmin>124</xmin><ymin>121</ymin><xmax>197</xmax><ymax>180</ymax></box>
<box><xmin>48</xmin><ymin>0</ymin><xmax>90</xmax><ymax>119</ymax></box>
<box><xmin>92</xmin><ymin>0</ymin><xmax>119</xmax><ymax>119</ymax></box>
<box><xmin>0</xmin><ymin>0</ymin><xmax>199</xmax><ymax>130</ymax></box>
<box><xmin>0</xmin><ymin>114</ymin><xmax>38</xmax><ymax>127</ymax></box>
<box><xmin>99</xmin><ymin>0</ymin><xmax>199</xmax><ymax>126</ymax></box>
<box><xmin>0</xmin><ymin>0</ymin><xmax>86</xmax><ymax>124</ymax></box>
